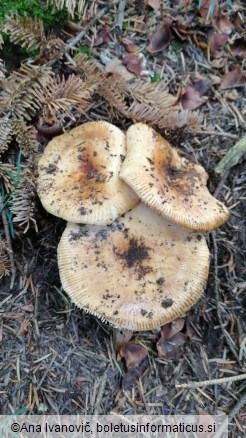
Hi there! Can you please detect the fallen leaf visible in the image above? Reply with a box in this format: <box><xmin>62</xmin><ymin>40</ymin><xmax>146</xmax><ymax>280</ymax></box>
<box><xmin>16</xmin><ymin>318</ymin><xmax>30</xmax><ymax>337</ymax></box>
<box><xmin>114</xmin><ymin>329</ymin><xmax>133</xmax><ymax>351</ymax></box>
<box><xmin>161</xmin><ymin>318</ymin><xmax>185</xmax><ymax>340</ymax></box>
<box><xmin>171</xmin><ymin>16</ymin><xmax>192</xmax><ymax>41</ymax></box>
<box><xmin>209</xmin><ymin>32</ymin><xmax>228</xmax><ymax>57</ymax></box>
<box><xmin>21</xmin><ymin>303</ymin><xmax>34</xmax><ymax>312</ymax></box>
<box><xmin>147</xmin><ymin>19</ymin><xmax>172</xmax><ymax>53</ymax></box>
<box><xmin>220</xmin><ymin>65</ymin><xmax>246</xmax><ymax>90</ymax></box>
<box><xmin>144</xmin><ymin>0</ymin><xmax>161</xmax><ymax>11</ymax></box>
<box><xmin>93</xmin><ymin>27</ymin><xmax>110</xmax><ymax>47</ymax></box>
<box><xmin>105</xmin><ymin>59</ymin><xmax>134</xmax><ymax>81</ymax></box>
<box><xmin>122</xmin><ymin>369</ymin><xmax>138</xmax><ymax>390</ymax></box>
<box><xmin>121</xmin><ymin>38</ymin><xmax>138</xmax><ymax>53</ymax></box>
<box><xmin>36</xmin><ymin>124</ymin><xmax>63</xmax><ymax>137</ymax></box>
<box><xmin>192</xmin><ymin>77</ymin><xmax>212</xmax><ymax>95</ymax></box>
<box><xmin>180</xmin><ymin>86</ymin><xmax>207</xmax><ymax>110</ymax></box>
<box><xmin>157</xmin><ymin>333</ymin><xmax>186</xmax><ymax>358</ymax></box>
<box><xmin>120</xmin><ymin>343</ymin><xmax>148</xmax><ymax>370</ymax></box>
<box><xmin>230</xmin><ymin>38</ymin><xmax>246</xmax><ymax>57</ymax></box>
<box><xmin>122</xmin><ymin>54</ymin><xmax>144</xmax><ymax>76</ymax></box>
<box><xmin>213</xmin><ymin>11</ymin><xmax>233</xmax><ymax>34</ymax></box>
<box><xmin>199</xmin><ymin>0</ymin><xmax>218</xmax><ymax>19</ymax></box>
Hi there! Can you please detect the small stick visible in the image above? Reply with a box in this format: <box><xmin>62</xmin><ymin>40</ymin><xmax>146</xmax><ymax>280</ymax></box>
<box><xmin>175</xmin><ymin>373</ymin><xmax>246</xmax><ymax>389</ymax></box>
<box><xmin>36</xmin><ymin>354</ymin><xmax>57</xmax><ymax>389</ymax></box>
<box><xmin>67</xmin><ymin>0</ymin><xmax>118</xmax><ymax>49</ymax></box>
<box><xmin>115</xmin><ymin>0</ymin><xmax>128</xmax><ymax>29</ymax></box>
<box><xmin>0</xmin><ymin>192</ymin><xmax>15</xmax><ymax>289</ymax></box>
<box><xmin>193</xmin><ymin>130</ymin><xmax>238</xmax><ymax>139</ymax></box>
<box><xmin>212</xmin><ymin>232</ymin><xmax>238</xmax><ymax>361</ymax></box>
<box><xmin>93</xmin><ymin>367</ymin><xmax>109</xmax><ymax>414</ymax></box>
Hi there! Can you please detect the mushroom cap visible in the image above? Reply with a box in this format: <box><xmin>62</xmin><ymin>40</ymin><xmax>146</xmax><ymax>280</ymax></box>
<box><xmin>58</xmin><ymin>202</ymin><xmax>210</xmax><ymax>331</ymax></box>
<box><xmin>120</xmin><ymin>123</ymin><xmax>229</xmax><ymax>232</ymax></box>
<box><xmin>37</xmin><ymin>121</ymin><xmax>139</xmax><ymax>225</ymax></box>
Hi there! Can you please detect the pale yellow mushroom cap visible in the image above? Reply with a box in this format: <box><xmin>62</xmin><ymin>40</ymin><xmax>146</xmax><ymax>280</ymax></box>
<box><xmin>37</xmin><ymin>121</ymin><xmax>139</xmax><ymax>225</ymax></box>
<box><xmin>120</xmin><ymin>123</ymin><xmax>229</xmax><ymax>232</ymax></box>
<box><xmin>58</xmin><ymin>202</ymin><xmax>210</xmax><ymax>331</ymax></box>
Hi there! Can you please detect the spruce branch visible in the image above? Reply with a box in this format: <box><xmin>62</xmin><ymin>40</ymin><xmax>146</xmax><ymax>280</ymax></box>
<box><xmin>10</xmin><ymin>175</ymin><xmax>37</xmax><ymax>233</ymax></box>
<box><xmin>36</xmin><ymin>74</ymin><xmax>93</xmax><ymax>120</ymax></box>
<box><xmin>12</xmin><ymin>120</ymin><xmax>39</xmax><ymax>158</ymax></box>
<box><xmin>0</xmin><ymin>238</ymin><xmax>11</xmax><ymax>280</ymax></box>
<box><xmin>0</xmin><ymin>118</ymin><xmax>13</xmax><ymax>156</ymax></box>
<box><xmin>0</xmin><ymin>58</ymin><xmax>6</xmax><ymax>78</ymax></box>
<box><xmin>48</xmin><ymin>0</ymin><xmax>97</xmax><ymax>18</ymax></box>
<box><xmin>0</xmin><ymin>64</ymin><xmax>54</xmax><ymax>120</ymax></box>
<box><xmin>2</xmin><ymin>14</ymin><xmax>47</xmax><ymax>51</ymax></box>
<box><xmin>0</xmin><ymin>162</ymin><xmax>18</xmax><ymax>194</ymax></box>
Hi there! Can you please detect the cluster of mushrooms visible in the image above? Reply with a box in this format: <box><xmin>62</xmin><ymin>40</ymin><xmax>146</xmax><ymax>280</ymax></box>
<box><xmin>37</xmin><ymin>121</ymin><xmax>229</xmax><ymax>331</ymax></box>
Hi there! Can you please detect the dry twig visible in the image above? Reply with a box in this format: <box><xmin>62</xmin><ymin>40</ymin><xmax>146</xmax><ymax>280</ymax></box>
<box><xmin>212</xmin><ymin>232</ymin><xmax>238</xmax><ymax>361</ymax></box>
<box><xmin>175</xmin><ymin>373</ymin><xmax>246</xmax><ymax>389</ymax></box>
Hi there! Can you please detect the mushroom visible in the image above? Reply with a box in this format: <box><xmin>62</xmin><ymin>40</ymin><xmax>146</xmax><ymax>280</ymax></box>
<box><xmin>37</xmin><ymin>121</ymin><xmax>139</xmax><ymax>225</ymax></box>
<box><xmin>57</xmin><ymin>202</ymin><xmax>210</xmax><ymax>331</ymax></box>
<box><xmin>120</xmin><ymin>123</ymin><xmax>229</xmax><ymax>232</ymax></box>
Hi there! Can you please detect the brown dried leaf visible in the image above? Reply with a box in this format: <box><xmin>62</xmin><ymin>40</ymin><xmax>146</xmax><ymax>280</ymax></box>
<box><xmin>180</xmin><ymin>86</ymin><xmax>207</xmax><ymax>110</ymax></box>
<box><xmin>230</xmin><ymin>38</ymin><xmax>246</xmax><ymax>58</ymax></box>
<box><xmin>171</xmin><ymin>16</ymin><xmax>191</xmax><ymax>41</ymax></box>
<box><xmin>220</xmin><ymin>65</ymin><xmax>246</xmax><ymax>90</ymax></box>
<box><xmin>16</xmin><ymin>318</ymin><xmax>30</xmax><ymax>337</ymax></box>
<box><xmin>122</xmin><ymin>54</ymin><xmax>144</xmax><ymax>76</ymax></box>
<box><xmin>213</xmin><ymin>11</ymin><xmax>233</xmax><ymax>34</ymax></box>
<box><xmin>121</xmin><ymin>38</ymin><xmax>138</xmax><ymax>53</ymax></box>
<box><xmin>114</xmin><ymin>329</ymin><xmax>133</xmax><ymax>351</ymax></box>
<box><xmin>147</xmin><ymin>19</ymin><xmax>172</xmax><ymax>53</ymax></box>
<box><xmin>122</xmin><ymin>369</ymin><xmax>138</xmax><ymax>390</ymax></box>
<box><xmin>21</xmin><ymin>303</ymin><xmax>34</xmax><ymax>312</ymax></box>
<box><xmin>120</xmin><ymin>343</ymin><xmax>148</xmax><ymax>370</ymax></box>
<box><xmin>209</xmin><ymin>32</ymin><xmax>228</xmax><ymax>57</ymax></box>
<box><xmin>93</xmin><ymin>27</ymin><xmax>110</xmax><ymax>47</ymax></box>
<box><xmin>144</xmin><ymin>0</ymin><xmax>161</xmax><ymax>11</ymax></box>
<box><xmin>192</xmin><ymin>77</ymin><xmax>212</xmax><ymax>95</ymax></box>
<box><xmin>36</xmin><ymin>123</ymin><xmax>63</xmax><ymax>138</ymax></box>
<box><xmin>105</xmin><ymin>59</ymin><xmax>134</xmax><ymax>81</ymax></box>
<box><xmin>161</xmin><ymin>318</ymin><xmax>185</xmax><ymax>340</ymax></box>
<box><xmin>157</xmin><ymin>333</ymin><xmax>186</xmax><ymax>358</ymax></box>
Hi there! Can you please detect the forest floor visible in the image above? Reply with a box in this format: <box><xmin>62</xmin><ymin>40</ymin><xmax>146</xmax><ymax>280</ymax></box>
<box><xmin>0</xmin><ymin>1</ymin><xmax>245</xmax><ymax>436</ymax></box>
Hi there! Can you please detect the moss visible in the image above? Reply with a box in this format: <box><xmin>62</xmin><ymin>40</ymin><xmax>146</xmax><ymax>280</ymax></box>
<box><xmin>77</xmin><ymin>45</ymin><xmax>93</xmax><ymax>56</ymax></box>
<box><xmin>0</xmin><ymin>0</ymin><xmax>68</xmax><ymax>31</ymax></box>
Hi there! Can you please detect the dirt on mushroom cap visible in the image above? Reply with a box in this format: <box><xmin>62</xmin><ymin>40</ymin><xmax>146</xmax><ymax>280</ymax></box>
<box><xmin>120</xmin><ymin>123</ymin><xmax>229</xmax><ymax>232</ymax></box>
<box><xmin>37</xmin><ymin>121</ymin><xmax>139</xmax><ymax>225</ymax></box>
<box><xmin>58</xmin><ymin>202</ymin><xmax>210</xmax><ymax>331</ymax></box>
